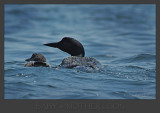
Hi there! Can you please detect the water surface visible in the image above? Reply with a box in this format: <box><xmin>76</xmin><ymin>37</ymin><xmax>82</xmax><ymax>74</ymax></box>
<box><xmin>4</xmin><ymin>4</ymin><xmax>156</xmax><ymax>99</ymax></box>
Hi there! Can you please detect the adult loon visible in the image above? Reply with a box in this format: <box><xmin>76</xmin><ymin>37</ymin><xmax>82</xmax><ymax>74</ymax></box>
<box><xmin>24</xmin><ymin>53</ymin><xmax>50</xmax><ymax>67</ymax></box>
<box><xmin>44</xmin><ymin>37</ymin><xmax>102</xmax><ymax>69</ymax></box>
<box><xmin>44</xmin><ymin>37</ymin><xmax>85</xmax><ymax>57</ymax></box>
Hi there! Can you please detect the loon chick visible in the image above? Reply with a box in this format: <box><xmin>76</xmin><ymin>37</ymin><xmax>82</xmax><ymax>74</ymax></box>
<box><xmin>44</xmin><ymin>37</ymin><xmax>85</xmax><ymax>57</ymax></box>
<box><xmin>44</xmin><ymin>37</ymin><xmax>102</xmax><ymax>69</ymax></box>
<box><xmin>24</xmin><ymin>53</ymin><xmax>50</xmax><ymax>67</ymax></box>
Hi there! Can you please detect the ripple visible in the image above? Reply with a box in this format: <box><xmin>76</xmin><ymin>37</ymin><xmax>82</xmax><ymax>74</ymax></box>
<box><xmin>7</xmin><ymin>9</ymin><xmax>28</xmax><ymax>15</ymax></box>
<box><xmin>111</xmin><ymin>91</ymin><xmax>139</xmax><ymax>99</ymax></box>
<box><xmin>131</xmin><ymin>54</ymin><xmax>155</xmax><ymax>62</ymax></box>
<box><xmin>5</xmin><ymin>61</ymin><xmax>19</xmax><ymax>64</ymax></box>
<box><xmin>113</xmin><ymin>53</ymin><xmax>155</xmax><ymax>63</ymax></box>
<box><xmin>94</xmin><ymin>54</ymin><xmax>116</xmax><ymax>58</ymax></box>
<box><xmin>5</xmin><ymin>68</ymin><xmax>16</xmax><ymax>72</ymax></box>
<box><xmin>6</xmin><ymin>81</ymin><xmax>34</xmax><ymax>87</ymax></box>
<box><xmin>82</xmin><ymin>88</ymin><xmax>99</xmax><ymax>92</ymax></box>
<box><xmin>74</xmin><ymin>76</ymin><xmax>92</xmax><ymax>80</ymax></box>
<box><xmin>37</xmin><ymin>84</ymin><xmax>57</xmax><ymax>88</ymax></box>
<box><xmin>47</xmin><ymin>85</ymin><xmax>57</xmax><ymax>88</ymax></box>
<box><xmin>22</xmin><ymin>93</ymin><xmax>36</xmax><ymax>99</ymax></box>
<box><xmin>125</xmin><ymin>65</ymin><xmax>146</xmax><ymax>70</ymax></box>
<box><xmin>51</xmin><ymin>78</ymin><xmax>65</xmax><ymax>82</ymax></box>
<box><xmin>15</xmin><ymin>73</ymin><xmax>38</xmax><ymax>77</ymax></box>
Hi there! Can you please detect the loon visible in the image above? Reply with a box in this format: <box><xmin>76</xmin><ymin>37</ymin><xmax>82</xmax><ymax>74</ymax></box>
<box><xmin>24</xmin><ymin>53</ymin><xmax>50</xmax><ymax>67</ymax></box>
<box><xmin>44</xmin><ymin>37</ymin><xmax>102</xmax><ymax>69</ymax></box>
<box><xmin>44</xmin><ymin>37</ymin><xmax>85</xmax><ymax>57</ymax></box>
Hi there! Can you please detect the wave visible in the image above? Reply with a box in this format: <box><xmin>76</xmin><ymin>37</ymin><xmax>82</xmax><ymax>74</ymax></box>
<box><xmin>112</xmin><ymin>53</ymin><xmax>155</xmax><ymax>63</ymax></box>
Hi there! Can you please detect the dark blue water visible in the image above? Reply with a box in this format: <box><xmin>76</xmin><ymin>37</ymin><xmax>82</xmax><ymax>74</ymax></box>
<box><xmin>4</xmin><ymin>4</ymin><xmax>156</xmax><ymax>99</ymax></box>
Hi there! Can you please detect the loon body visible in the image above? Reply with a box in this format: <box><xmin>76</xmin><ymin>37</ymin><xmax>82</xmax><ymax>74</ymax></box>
<box><xmin>60</xmin><ymin>56</ymin><xmax>102</xmax><ymax>69</ymax></box>
<box><xmin>24</xmin><ymin>53</ymin><xmax>50</xmax><ymax>67</ymax></box>
<box><xmin>44</xmin><ymin>37</ymin><xmax>102</xmax><ymax>70</ymax></box>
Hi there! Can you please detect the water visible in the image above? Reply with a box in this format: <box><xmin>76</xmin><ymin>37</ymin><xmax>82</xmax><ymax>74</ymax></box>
<box><xmin>4</xmin><ymin>4</ymin><xmax>156</xmax><ymax>99</ymax></box>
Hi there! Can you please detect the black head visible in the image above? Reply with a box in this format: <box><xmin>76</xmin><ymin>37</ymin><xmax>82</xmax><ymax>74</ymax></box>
<box><xmin>44</xmin><ymin>37</ymin><xmax>85</xmax><ymax>57</ymax></box>
<box><xmin>25</xmin><ymin>53</ymin><xmax>47</xmax><ymax>62</ymax></box>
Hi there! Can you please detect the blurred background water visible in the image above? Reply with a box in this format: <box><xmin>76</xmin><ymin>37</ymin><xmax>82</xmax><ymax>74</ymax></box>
<box><xmin>4</xmin><ymin>4</ymin><xmax>156</xmax><ymax>99</ymax></box>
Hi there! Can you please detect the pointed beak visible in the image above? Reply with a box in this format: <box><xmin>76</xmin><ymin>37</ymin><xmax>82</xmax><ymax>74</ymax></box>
<box><xmin>43</xmin><ymin>42</ymin><xmax>59</xmax><ymax>48</ymax></box>
<box><xmin>25</xmin><ymin>58</ymin><xmax>33</xmax><ymax>62</ymax></box>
